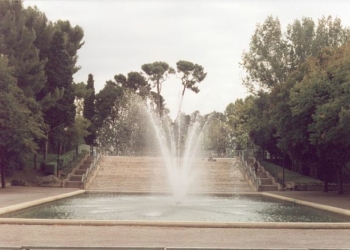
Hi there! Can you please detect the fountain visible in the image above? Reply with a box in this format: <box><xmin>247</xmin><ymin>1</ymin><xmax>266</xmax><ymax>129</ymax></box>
<box><xmin>1</xmin><ymin>93</ymin><xmax>350</xmax><ymax>225</ymax></box>
<box><xmin>148</xmin><ymin>109</ymin><xmax>205</xmax><ymax>202</ymax></box>
<box><xmin>99</xmin><ymin>91</ymin><xmax>209</xmax><ymax>201</ymax></box>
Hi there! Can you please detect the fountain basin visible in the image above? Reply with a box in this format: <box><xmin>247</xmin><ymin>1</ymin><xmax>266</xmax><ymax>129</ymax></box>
<box><xmin>1</xmin><ymin>191</ymin><xmax>350</xmax><ymax>228</ymax></box>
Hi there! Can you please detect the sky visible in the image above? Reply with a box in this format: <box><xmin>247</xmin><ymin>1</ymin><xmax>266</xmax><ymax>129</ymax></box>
<box><xmin>23</xmin><ymin>0</ymin><xmax>350</xmax><ymax>119</ymax></box>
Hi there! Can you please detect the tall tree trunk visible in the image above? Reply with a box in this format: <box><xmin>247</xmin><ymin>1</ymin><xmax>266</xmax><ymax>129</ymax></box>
<box><xmin>1</xmin><ymin>162</ymin><xmax>5</xmax><ymax>188</ymax></box>
<box><xmin>43</xmin><ymin>139</ymin><xmax>48</xmax><ymax>161</ymax></box>
<box><xmin>337</xmin><ymin>163</ymin><xmax>344</xmax><ymax>195</ymax></box>
<box><xmin>60</xmin><ymin>141</ymin><xmax>65</xmax><ymax>156</ymax></box>
<box><xmin>323</xmin><ymin>162</ymin><xmax>329</xmax><ymax>193</ymax></box>
<box><xmin>58</xmin><ymin>142</ymin><xmax>62</xmax><ymax>156</ymax></box>
<box><xmin>156</xmin><ymin>81</ymin><xmax>162</xmax><ymax>117</ymax></box>
<box><xmin>33</xmin><ymin>154</ymin><xmax>37</xmax><ymax>170</ymax></box>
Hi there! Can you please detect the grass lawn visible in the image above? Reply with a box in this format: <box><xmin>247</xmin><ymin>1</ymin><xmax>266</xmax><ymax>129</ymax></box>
<box><xmin>261</xmin><ymin>160</ymin><xmax>322</xmax><ymax>184</ymax></box>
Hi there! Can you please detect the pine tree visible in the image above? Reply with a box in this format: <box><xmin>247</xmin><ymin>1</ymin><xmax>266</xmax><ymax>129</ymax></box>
<box><xmin>0</xmin><ymin>0</ymin><xmax>47</xmax><ymax>97</ymax></box>
<box><xmin>36</xmin><ymin>31</ymin><xmax>75</xmax><ymax>158</ymax></box>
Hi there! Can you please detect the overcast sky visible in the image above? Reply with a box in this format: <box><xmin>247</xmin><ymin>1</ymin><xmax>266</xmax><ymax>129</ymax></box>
<box><xmin>23</xmin><ymin>0</ymin><xmax>350</xmax><ymax>119</ymax></box>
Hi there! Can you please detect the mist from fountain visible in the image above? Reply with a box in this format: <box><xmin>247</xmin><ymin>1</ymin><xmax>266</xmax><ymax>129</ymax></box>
<box><xmin>147</xmin><ymin>109</ymin><xmax>206</xmax><ymax>202</ymax></box>
<box><xmin>105</xmin><ymin>91</ymin><xmax>209</xmax><ymax>202</ymax></box>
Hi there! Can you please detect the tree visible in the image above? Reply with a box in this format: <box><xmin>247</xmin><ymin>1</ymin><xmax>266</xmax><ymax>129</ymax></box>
<box><xmin>95</xmin><ymin>82</ymin><xmax>152</xmax><ymax>155</ymax></box>
<box><xmin>0</xmin><ymin>0</ymin><xmax>47</xmax><ymax>97</ymax></box>
<box><xmin>114</xmin><ymin>71</ymin><xmax>150</xmax><ymax>98</ymax></box>
<box><xmin>141</xmin><ymin>61</ymin><xmax>174</xmax><ymax>116</ymax></box>
<box><xmin>202</xmin><ymin>112</ymin><xmax>229</xmax><ymax>155</ymax></box>
<box><xmin>94</xmin><ymin>81</ymin><xmax>124</xmax><ymax>129</ymax></box>
<box><xmin>288</xmin><ymin>45</ymin><xmax>350</xmax><ymax>193</ymax></box>
<box><xmin>23</xmin><ymin>5</ymin><xmax>54</xmax><ymax>62</ymax></box>
<box><xmin>0</xmin><ymin>56</ymin><xmax>45</xmax><ymax>188</ymax></box>
<box><xmin>241</xmin><ymin>16</ymin><xmax>288</xmax><ymax>92</ymax></box>
<box><xmin>83</xmin><ymin>74</ymin><xmax>96</xmax><ymax>147</ymax></box>
<box><xmin>36</xmin><ymin>31</ymin><xmax>76</xmax><ymax>159</ymax></box>
<box><xmin>55</xmin><ymin>20</ymin><xmax>85</xmax><ymax>74</ymax></box>
<box><xmin>270</xmin><ymin>63</ymin><xmax>318</xmax><ymax>175</ymax></box>
<box><xmin>175</xmin><ymin>60</ymin><xmax>207</xmax><ymax>118</ymax></box>
<box><xmin>241</xmin><ymin>16</ymin><xmax>350</xmax><ymax>93</ymax></box>
<box><xmin>225</xmin><ymin>97</ymin><xmax>255</xmax><ymax>150</ymax></box>
<box><xmin>248</xmin><ymin>92</ymin><xmax>280</xmax><ymax>159</ymax></box>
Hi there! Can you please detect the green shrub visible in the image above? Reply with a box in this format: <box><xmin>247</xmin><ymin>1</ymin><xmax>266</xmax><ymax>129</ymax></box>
<box><xmin>40</xmin><ymin>161</ymin><xmax>47</xmax><ymax>172</ymax></box>
<box><xmin>61</xmin><ymin>152</ymin><xmax>86</xmax><ymax>175</ymax></box>
<box><xmin>11</xmin><ymin>179</ymin><xmax>27</xmax><ymax>186</ymax></box>
<box><xmin>44</xmin><ymin>162</ymin><xmax>57</xmax><ymax>175</ymax></box>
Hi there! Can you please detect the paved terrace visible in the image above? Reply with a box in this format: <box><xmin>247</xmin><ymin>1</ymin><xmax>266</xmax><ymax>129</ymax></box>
<box><xmin>0</xmin><ymin>156</ymin><xmax>350</xmax><ymax>248</ymax></box>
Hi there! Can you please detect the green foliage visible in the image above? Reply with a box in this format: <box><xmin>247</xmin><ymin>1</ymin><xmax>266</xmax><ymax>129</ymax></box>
<box><xmin>176</xmin><ymin>60</ymin><xmax>207</xmax><ymax>94</ymax></box>
<box><xmin>175</xmin><ymin>60</ymin><xmax>207</xmax><ymax>119</ymax></box>
<box><xmin>96</xmin><ymin>90</ymin><xmax>151</xmax><ymax>155</ymax></box>
<box><xmin>115</xmin><ymin>72</ymin><xmax>151</xmax><ymax>98</ymax></box>
<box><xmin>0</xmin><ymin>56</ymin><xmax>45</xmax><ymax>187</ymax></box>
<box><xmin>55</xmin><ymin>20</ymin><xmax>85</xmax><ymax>74</ymax></box>
<box><xmin>83</xmin><ymin>74</ymin><xmax>96</xmax><ymax>145</ymax></box>
<box><xmin>0</xmin><ymin>0</ymin><xmax>47</xmax><ymax>97</ymax></box>
<box><xmin>224</xmin><ymin>97</ymin><xmax>255</xmax><ymax>150</ymax></box>
<box><xmin>94</xmin><ymin>81</ymin><xmax>124</xmax><ymax>129</ymax></box>
<box><xmin>288</xmin><ymin>45</ymin><xmax>350</xmax><ymax>165</ymax></box>
<box><xmin>40</xmin><ymin>31</ymin><xmax>76</xmax><ymax>133</ymax></box>
<box><xmin>142</xmin><ymin>62</ymin><xmax>174</xmax><ymax>84</ymax></box>
<box><xmin>11</xmin><ymin>179</ymin><xmax>27</xmax><ymax>186</ymax></box>
<box><xmin>142</xmin><ymin>61</ymin><xmax>174</xmax><ymax>116</ymax></box>
<box><xmin>202</xmin><ymin>112</ymin><xmax>229</xmax><ymax>154</ymax></box>
<box><xmin>241</xmin><ymin>15</ymin><xmax>350</xmax><ymax>93</ymax></box>
<box><xmin>61</xmin><ymin>151</ymin><xmax>86</xmax><ymax>176</ymax></box>
<box><xmin>66</xmin><ymin>117</ymin><xmax>91</xmax><ymax>150</ymax></box>
<box><xmin>44</xmin><ymin>161</ymin><xmax>57</xmax><ymax>175</ymax></box>
<box><xmin>0</xmin><ymin>1</ymin><xmax>85</xmax><ymax>187</ymax></box>
<box><xmin>238</xmin><ymin>15</ymin><xmax>350</xmax><ymax>193</ymax></box>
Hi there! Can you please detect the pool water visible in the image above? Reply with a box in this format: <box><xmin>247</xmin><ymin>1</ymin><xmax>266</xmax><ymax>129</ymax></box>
<box><xmin>2</xmin><ymin>193</ymin><xmax>349</xmax><ymax>222</ymax></box>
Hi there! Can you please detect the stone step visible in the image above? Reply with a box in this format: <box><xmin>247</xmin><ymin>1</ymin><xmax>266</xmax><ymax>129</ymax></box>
<box><xmin>65</xmin><ymin>181</ymin><xmax>82</xmax><ymax>188</ymax></box>
<box><xmin>260</xmin><ymin>178</ymin><xmax>272</xmax><ymax>185</ymax></box>
<box><xmin>79</xmin><ymin>163</ymin><xmax>90</xmax><ymax>170</ymax></box>
<box><xmin>257</xmin><ymin>171</ymin><xmax>267</xmax><ymax>178</ymax></box>
<box><xmin>75</xmin><ymin>169</ymin><xmax>86</xmax><ymax>175</ymax></box>
<box><xmin>260</xmin><ymin>184</ymin><xmax>278</xmax><ymax>191</ymax></box>
<box><xmin>69</xmin><ymin>175</ymin><xmax>82</xmax><ymax>181</ymax></box>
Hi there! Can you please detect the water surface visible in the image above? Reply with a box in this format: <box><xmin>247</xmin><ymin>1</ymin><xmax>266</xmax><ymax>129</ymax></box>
<box><xmin>2</xmin><ymin>193</ymin><xmax>349</xmax><ymax>222</ymax></box>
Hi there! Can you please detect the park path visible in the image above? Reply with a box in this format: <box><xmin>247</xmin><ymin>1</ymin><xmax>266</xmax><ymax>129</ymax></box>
<box><xmin>87</xmin><ymin>156</ymin><xmax>252</xmax><ymax>193</ymax></box>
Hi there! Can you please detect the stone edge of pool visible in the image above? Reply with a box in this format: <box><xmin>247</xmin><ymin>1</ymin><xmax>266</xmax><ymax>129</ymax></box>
<box><xmin>1</xmin><ymin>190</ymin><xmax>350</xmax><ymax>229</ymax></box>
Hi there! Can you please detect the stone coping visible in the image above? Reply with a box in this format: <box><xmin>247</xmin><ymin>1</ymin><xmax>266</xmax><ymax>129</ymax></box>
<box><xmin>0</xmin><ymin>190</ymin><xmax>350</xmax><ymax>229</ymax></box>
<box><xmin>0</xmin><ymin>190</ymin><xmax>85</xmax><ymax>215</ymax></box>
<box><xmin>261</xmin><ymin>192</ymin><xmax>350</xmax><ymax>217</ymax></box>
<box><xmin>85</xmin><ymin>190</ymin><xmax>260</xmax><ymax>196</ymax></box>
<box><xmin>1</xmin><ymin>217</ymin><xmax>350</xmax><ymax>229</ymax></box>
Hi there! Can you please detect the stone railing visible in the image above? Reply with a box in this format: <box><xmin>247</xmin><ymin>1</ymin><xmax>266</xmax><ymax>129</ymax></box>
<box><xmin>82</xmin><ymin>153</ymin><xmax>101</xmax><ymax>188</ymax></box>
<box><xmin>62</xmin><ymin>152</ymin><xmax>89</xmax><ymax>187</ymax></box>
<box><xmin>236</xmin><ymin>151</ymin><xmax>261</xmax><ymax>191</ymax></box>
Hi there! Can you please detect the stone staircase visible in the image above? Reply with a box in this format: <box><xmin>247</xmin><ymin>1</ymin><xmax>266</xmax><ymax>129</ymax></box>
<box><xmin>256</xmin><ymin>168</ymin><xmax>278</xmax><ymax>191</ymax></box>
<box><xmin>64</xmin><ymin>156</ymin><xmax>94</xmax><ymax>188</ymax></box>
<box><xmin>87</xmin><ymin>156</ymin><xmax>253</xmax><ymax>192</ymax></box>
<box><xmin>238</xmin><ymin>153</ymin><xmax>280</xmax><ymax>192</ymax></box>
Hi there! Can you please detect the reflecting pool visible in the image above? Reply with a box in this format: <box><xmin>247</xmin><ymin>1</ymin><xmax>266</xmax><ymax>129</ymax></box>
<box><xmin>2</xmin><ymin>193</ymin><xmax>349</xmax><ymax>222</ymax></box>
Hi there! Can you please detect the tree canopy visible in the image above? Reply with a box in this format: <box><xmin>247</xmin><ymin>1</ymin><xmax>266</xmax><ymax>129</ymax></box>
<box><xmin>0</xmin><ymin>1</ymin><xmax>85</xmax><ymax>187</ymax></box>
<box><xmin>236</xmin><ymin>15</ymin><xmax>350</xmax><ymax>193</ymax></box>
